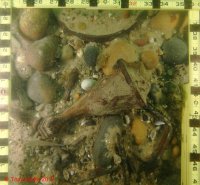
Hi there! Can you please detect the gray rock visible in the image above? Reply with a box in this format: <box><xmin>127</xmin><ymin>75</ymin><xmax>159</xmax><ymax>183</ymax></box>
<box><xmin>83</xmin><ymin>45</ymin><xmax>100</xmax><ymax>67</ymax></box>
<box><xmin>61</xmin><ymin>45</ymin><xmax>74</xmax><ymax>62</ymax></box>
<box><xmin>27</xmin><ymin>72</ymin><xmax>58</xmax><ymax>104</ymax></box>
<box><xmin>162</xmin><ymin>37</ymin><xmax>187</xmax><ymax>65</ymax></box>
<box><xmin>26</xmin><ymin>35</ymin><xmax>59</xmax><ymax>71</ymax></box>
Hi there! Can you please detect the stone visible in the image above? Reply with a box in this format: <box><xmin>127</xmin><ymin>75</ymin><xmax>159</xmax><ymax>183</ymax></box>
<box><xmin>26</xmin><ymin>35</ymin><xmax>59</xmax><ymax>71</ymax></box>
<box><xmin>27</xmin><ymin>72</ymin><xmax>58</xmax><ymax>104</ymax></box>
<box><xmin>83</xmin><ymin>45</ymin><xmax>99</xmax><ymax>67</ymax></box>
<box><xmin>61</xmin><ymin>45</ymin><xmax>74</xmax><ymax>62</ymax></box>
<box><xmin>131</xmin><ymin>117</ymin><xmax>148</xmax><ymax>145</ymax></box>
<box><xmin>141</xmin><ymin>50</ymin><xmax>159</xmax><ymax>70</ymax></box>
<box><xmin>150</xmin><ymin>11</ymin><xmax>180</xmax><ymax>39</ymax></box>
<box><xmin>162</xmin><ymin>37</ymin><xmax>187</xmax><ymax>65</ymax></box>
<box><xmin>19</xmin><ymin>9</ymin><xmax>50</xmax><ymax>40</ymax></box>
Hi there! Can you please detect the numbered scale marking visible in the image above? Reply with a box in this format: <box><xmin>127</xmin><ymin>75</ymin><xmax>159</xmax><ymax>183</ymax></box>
<box><xmin>186</xmin><ymin>10</ymin><xmax>200</xmax><ymax>185</ymax></box>
<box><xmin>9</xmin><ymin>0</ymin><xmax>200</xmax><ymax>9</ymax></box>
<box><xmin>0</xmin><ymin>0</ymin><xmax>10</xmax><ymax>184</ymax></box>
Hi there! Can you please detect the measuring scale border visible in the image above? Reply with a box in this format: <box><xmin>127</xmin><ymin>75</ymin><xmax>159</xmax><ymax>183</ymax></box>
<box><xmin>0</xmin><ymin>1</ymin><xmax>200</xmax><ymax>185</ymax></box>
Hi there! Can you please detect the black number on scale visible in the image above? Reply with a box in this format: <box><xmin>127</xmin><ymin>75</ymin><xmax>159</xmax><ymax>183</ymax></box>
<box><xmin>194</xmin><ymin>100</ymin><xmax>199</xmax><ymax>106</ymax></box>
<box><xmin>50</xmin><ymin>0</ymin><xmax>58</xmax><ymax>4</ymax></box>
<box><xmin>193</xmin><ymin>165</ymin><xmax>198</xmax><ymax>171</ymax></box>
<box><xmin>192</xmin><ymin>127</ymin><xmax>197</xmax><ymax>136</ymax></box>
<box><xmin>193</xmin><ymin>144</ymin><xmax>198</xmax><ymax>153</ymax></box>
<box><xmin>193</xmin><ymin>179</ymin><xmax>198</xmax><ymax>184</ymax></box>
<box><xmin>103</xmin><ymin>0</ymin><xmax>107</xmax><ymax>4</ymax></box>
<box><xmin>81</xmin><ymin>0</ymin><xmax>89</xmax><ymax>3</ymax></box>
<box><xmin>176</xmin><ymin>2</ymin><xmax>184</xmax><ymax>6</ymax></box>
<box><xmin>160</xmin><ymin>1</ymin><xmax>168</xmax><ymax>6</ymax></box>
<box><xmin>192</xmin><ymin>2</ymin><xmax>200</xmax><ymax>7</ymax></box>
<box><xmin>36</xmin><ymin>0</ymin><xmax>42</xmax><ymax>4</ymax></box>
<box><xmin>113</xmin><ymin>0</ymin><xmax>118</xmax><ymax>4</ymax></box>
<box><xmin>66</xmin><ymin>0</ymin><xmax>74</xmax><ymax>4</ymax></box>
<box><xmin>191</xmin><ymin>115</ymin><xmax>200</xmax><ymax>119</ymax></box>
<box><xmin>144</xmin><ymin>1</ymin><xmax>152</xmax><ymax>6</ymax></box>
<box><xmin>193</xmin><ymin>32</ymin><xmax>198</xmax><ymax>40</ymax></box>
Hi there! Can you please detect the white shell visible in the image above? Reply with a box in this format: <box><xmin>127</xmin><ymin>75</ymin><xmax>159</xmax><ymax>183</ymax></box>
<box><xmin>81</xmin><ymin>79</ymin><xmax>96</xmax><ymax>91</ymax></box>
<box><xmin>154</xmin><ymin>121</ymin><xmax>165</xmax><ymax>126</ymax></box>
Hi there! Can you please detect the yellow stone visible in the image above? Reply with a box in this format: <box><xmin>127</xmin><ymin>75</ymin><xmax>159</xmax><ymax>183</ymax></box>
<box><xmin>149</xmin><ymin>11</ymin><xmax>179</xmax><ymax>39</ymax></box>
<box><xmin>98</xmin><ymin>39</ymin><xmax>138</xmax><ymax>75</ymax></box>
<box><xmin>131</xmin><ymin>117</ymin><xmax>148</xmax><ymax>145</ymax></box>
<box><xmin>172</xmin><ymin>145</ymin><xmax>180</xmax><ymax>158</ymax></box>
<box><xmin>141</xmin><ymin>50</ymin><xmax>159</xmax><ymax>70</ymax></box>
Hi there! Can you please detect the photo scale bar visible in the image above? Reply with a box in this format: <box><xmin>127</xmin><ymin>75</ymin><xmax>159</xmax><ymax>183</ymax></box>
<box><xmin>0</xmin><ymin>2</ymin><xmax>10</xmax><ymax>185</ymax></box>
<box><xmin>15</xmin><ymin>0</ymin><xmax>196</xmax><ymax>9</ymax></box>
<box><xmin>187</xmin><ymin>9</ymin><xmax>200</xmax><ymax>185</ymax></box>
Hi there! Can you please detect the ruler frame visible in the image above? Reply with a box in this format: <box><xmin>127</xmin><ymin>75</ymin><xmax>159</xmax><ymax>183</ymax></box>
<box><xmin>0</xmin><ymin>0</ymin><xmax>10</xmax><ymax>185</ymax></box>
<box><xmin>1</xmin><ymin>1</ymin><xmax>200</xmax><ymax>185</ymax></box>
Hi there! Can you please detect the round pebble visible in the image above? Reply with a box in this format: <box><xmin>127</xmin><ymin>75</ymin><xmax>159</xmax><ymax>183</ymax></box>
<box><xmin>15</xmin><ymin>51</ymin><xmax>34</xmax><ymax>80</ymax></box>
<box><xmin>19</xmin><ymin>9</ymin><xmax>50</xmax><ymax>40</ymax></box>
<box><xmin>26</xmin><ymin>35</ymin><xmax>59</xmax><ymax>71</ymax></box>
<box><xmin>61</xmin><ymin>45</ymin><xmax>74</xmax><ymax>62</ymax></box>
<box><xmin>171</xmin><ymin>137</ymin><xmax>178</xmax><ymax>145</ymax></box>
<box><xmin>83</xmin><ymin>45</ymin><xmax>100</xmax><ymax>67</ymax></box>
<box><xmin>81</xmin><ymin>79</ymin><xmax>96</xmax><ymax>91</ymax></box>
<box><xmin>162</xmin><ymin>37</ymin><xmax>187</xmax><ymax>65</ymax></box>
<box><xmin>27</xmin><ymin>72</ymin><xmax>58</xmax><ymax>104</ymax></box>
<box><xmin>172</xmin><ymin>145</ymin><xmax>180</xmax><ymax>158</ymax></box>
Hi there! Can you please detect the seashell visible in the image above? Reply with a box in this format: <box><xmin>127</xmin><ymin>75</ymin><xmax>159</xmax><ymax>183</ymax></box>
<box><xmin>19</xmin><ymin>9</ymin><xmax>50</xmax><ymax>40</ymax></box>
<box><xmin>154</xmin><ymin>121</ymin><xmax>165</xmax><ymax>126</ymax></box>
<box><xmin>141</xmin><ymin>50</ymin><xmax>159</xmax><ymax>70</ymax></box>
<box><xmin>98</xmin><ymin>39</ymin><xmax>138</xmax><ymax>75</ymax></box>
<box><xmin>81</xmin><ymin>78</ymin><xmax>96</xmax><ymax>91</ymax></box>
<box><xmin>80</xmin><ymin>118</ymin><xmax>96</xmax><ymax>126</ymax></box>
<box><xmin>162</xmin><ymin>37</ymin><xmax>187</xmax><ymax>65</ymax></box>
<box><xmin>27</xmin><ymin>72</ymin><xmax>58</xmax><ymax>104</ymax></box>
<box><xmin>93</xmin><ymin>115</ymin><xmax>124</xmax><ymax>169</ymax></box>
<box><xmin>83</xmin><ymin>44</ymin><xmax>100</xmax><ymax>67</ymax></box>
<box><xmin>25</xmin><ymin>35</ymin><xmax>59</xmax><ymax>71</ymax></box>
